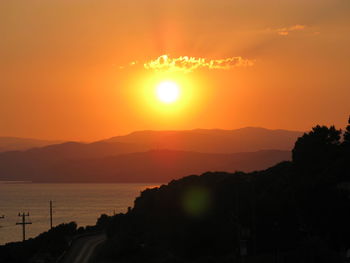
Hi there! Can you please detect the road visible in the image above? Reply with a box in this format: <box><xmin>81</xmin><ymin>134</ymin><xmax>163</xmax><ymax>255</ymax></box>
<box><xmin>59</xmin><ymin>233</ymin><xmax>106</xmax><ymax>263</ymax></box>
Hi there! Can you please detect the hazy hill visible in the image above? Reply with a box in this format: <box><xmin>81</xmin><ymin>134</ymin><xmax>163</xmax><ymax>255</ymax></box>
<box><xmin>104</xmin><ymin>127</ymin><xmax>303</xmax><ymax>153</ymax></box>
<box><xmin>0</xmin><ymin>127</ymin><xmax>302</xmax><ymax>155</ymax></box>
<box><xmin>0</xmin><ymin>149</ymin><xmax>290</xmax><ymax>183</ymax></box>
<box><xmin>0</xmin><ymin>141</ymin><xmax>148</xmax><ymax>160</ymax></box>
<box><xmin>0</xmin><ymin>127</ymin><xmax>300</xmax><ymax>182</ymax></box>
<box><xmin>0</xmin><ymin>137</ymin><xmax>62</xmax><ymax>152</ymax></box>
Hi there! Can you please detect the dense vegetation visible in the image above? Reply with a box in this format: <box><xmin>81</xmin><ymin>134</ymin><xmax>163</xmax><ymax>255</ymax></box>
<box><xmin>0</xmin><ymin>221</ymin><xmax>106</xmax><ymax>263</ymax></box>
<box><xmin>97</xmin><ymin>117</ymin><xmax>350</xmax><ymax>263</ymax></box>
<box><xmin>0</xmin><ymin>222</ymin><xmax>78</xmax><ymax>263</ymax></box>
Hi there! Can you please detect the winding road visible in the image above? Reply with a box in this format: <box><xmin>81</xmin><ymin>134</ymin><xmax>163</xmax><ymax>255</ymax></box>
<box><xmin>59</xmin><ymin>233</ymin><xmax>106</xmax><ymax>263</ymax></box>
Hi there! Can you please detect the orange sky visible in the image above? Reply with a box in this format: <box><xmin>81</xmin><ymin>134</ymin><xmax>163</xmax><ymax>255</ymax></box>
<box><xmin>0</xmin><ymin>0</ymin><xmax>349</xmax><ymax>141</ymax></box>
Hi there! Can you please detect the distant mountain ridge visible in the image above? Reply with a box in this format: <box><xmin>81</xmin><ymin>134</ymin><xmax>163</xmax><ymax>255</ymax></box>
<box><xmin>0</xmin><ymin>127</ymin><xmax>303</xmax><ymax>154</ymax></box>
<box><xmin>0</xmin><ymin>127</ymin><xmax>302</xmax><ymax>182</ymax></box>
<box><xmin>0</xmin><ymin>137</ymin><xmax>62</xmax><ymax>153</ymax></box>
<box><xmin>0</xmin><ymin>149</ymin><xmax>291</xmax><ymax>183</ymax></box>
<box><xmin>104</xmin><ymin>127</ymin><xmax>303</xmax><ymax>153</ymax></box>
<box><xmin>1</xmin><ymin>141</ymin><xmax>148</xmax><ymax>159</ymax></box>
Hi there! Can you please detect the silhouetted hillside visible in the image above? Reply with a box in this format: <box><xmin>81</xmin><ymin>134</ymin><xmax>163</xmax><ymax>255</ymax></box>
<box><xmin>0</xmin><ymin>137</ymin><xmax>62</xmax><ymax>152</ymax></box>
<box><xmin>0</xmin><ymin>149</ymin><xmax>290</xmax><ymax>183</ymax></box>
<box><xmin>104</xmin><ymin>127</ymin><xmax>303</xmax><ymax>153</ymax></box>
<box><xmin>0</xmin><ymin>221</ymin><xmax>107</xmax><ymax>263</ymax></box>
<box><xmin>97</xmin><ymin>118</ymin><xmax>350</xmax><ymax>263</ymax></box>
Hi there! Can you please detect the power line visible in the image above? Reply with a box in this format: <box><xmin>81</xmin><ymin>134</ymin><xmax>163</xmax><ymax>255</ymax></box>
<box><xmin>16</xmin><ymin>212</ymin><xmax>32</xmax><ymax>242</ymax></box>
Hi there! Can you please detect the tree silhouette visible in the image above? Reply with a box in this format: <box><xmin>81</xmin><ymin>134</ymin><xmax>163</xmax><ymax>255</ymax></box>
<box><xmin>343</xmin><ymin>116</ymin><xmax>350</xmax><ymax>145</ymax></box>
<box><xmin>292</xmin><ymin>125</ymin><xmax>341</xmax><ymax>172</ymax></box>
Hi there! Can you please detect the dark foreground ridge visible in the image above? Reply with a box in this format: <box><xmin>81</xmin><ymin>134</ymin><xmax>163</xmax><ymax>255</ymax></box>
<box><xmin>0</xmin><ymin>117</ymin><xmax>349</xmax><ymax>262</ymax></box>
<box><xmin>0</xmin><ymin>221</ymin><xmax>108</xmax><ymax>263</ymax></box>
<box><xmin>97</xmin><ymin>117</ymin><xmax>350</xmax><ymax>263</ymax></box>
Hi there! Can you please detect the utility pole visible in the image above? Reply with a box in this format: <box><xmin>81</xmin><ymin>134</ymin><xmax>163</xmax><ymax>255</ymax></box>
<box><xmin>16</xmin><ymin>213</ymin><xmax>32</xmax><ymax>242</ymax></box>
<box><xmin>235</xmin><ymin>185</ymin><xmax>242</xmax><ymax>263</ymax></box>
<box><xmin>251</xmin><ymin>180</ymin><xmax>257</xmax><ymax>256</ymax></box>
<box><xmin>49</xmin><ymin>200</ymin><xmax>53</xmax><ymax>230</ymax></box>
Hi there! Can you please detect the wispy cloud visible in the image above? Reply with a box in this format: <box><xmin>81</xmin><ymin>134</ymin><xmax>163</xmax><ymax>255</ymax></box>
<box><xmin>142</xmin><ymin>55</ymin><xmax>254</xmax><ymax>73</ymax></box>
<box><xmin>275</xmin><ymin>24</ymin><xmax>306</xmax><ymax>36</ymax></box>
<box><xmin>119</xmin><ymin>61</ymin><xmax>139</xmax><ymax>69</ymax></box>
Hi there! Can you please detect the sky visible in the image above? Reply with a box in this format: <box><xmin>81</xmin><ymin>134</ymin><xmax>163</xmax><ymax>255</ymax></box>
<box><xmin>0</xmin><ymin>0</ymin><xmax>349</xmax><ymax>141</ymax></box>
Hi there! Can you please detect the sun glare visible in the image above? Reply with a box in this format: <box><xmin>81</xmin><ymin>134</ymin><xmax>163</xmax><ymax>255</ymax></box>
<box><xmin>156</xmin><ymin>81</ymin><xmax>180</xmax><ymax>104</ymax></box>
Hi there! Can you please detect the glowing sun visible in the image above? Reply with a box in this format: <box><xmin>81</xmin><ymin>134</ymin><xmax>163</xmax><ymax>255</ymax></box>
<box><xmin>156</xmin><ymin>81</ymin><xmax>180</xmax><ymax>104</ymax></box>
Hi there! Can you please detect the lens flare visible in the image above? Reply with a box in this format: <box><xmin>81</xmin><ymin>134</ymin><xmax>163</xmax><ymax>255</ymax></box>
<box><xmin>182</xmin><ymin>187</ymin><xmax>212</xmax><ymax>217</ymax></box>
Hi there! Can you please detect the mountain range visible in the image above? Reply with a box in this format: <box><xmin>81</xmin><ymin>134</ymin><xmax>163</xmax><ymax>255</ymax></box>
<box><xmin>0</xmin><ymin>137</ymin><xmax>62</xmax><ymax>153</ymax></box>
<box><xmin>0</xmin><ymin>127</ymin><xmax>303</xmax><ymax>182</ymax></box>
<box><xmin>104</xmin><ymin>127</ymin><xmax>302</xmax><ymax>153</ymax></box>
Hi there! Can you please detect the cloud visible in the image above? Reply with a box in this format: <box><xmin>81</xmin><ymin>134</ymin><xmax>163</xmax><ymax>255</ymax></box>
<box><xmin>276</xmin><ymin>24</ymin><xmax>306</xmax><ymax>36</ymax></box>
<box><xmin>119</xmin><ymin>61</ymin><xmax>139</xmax><ymax>69</ymax></box>
<box><xmin>142</xmin><ymin>55</ymin><xmax>254</xmax><ymax>73</ymax></box>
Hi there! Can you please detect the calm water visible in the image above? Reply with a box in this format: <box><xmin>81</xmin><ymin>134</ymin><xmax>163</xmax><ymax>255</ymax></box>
<box><xmin>0</xmin><ymin>183</ymin><xmax>159</xmax><ymax>245</ymax></box>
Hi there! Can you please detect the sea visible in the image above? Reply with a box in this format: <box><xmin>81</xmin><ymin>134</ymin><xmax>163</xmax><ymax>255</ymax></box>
<box><xmin>0</xmin><ymin>183</ymin><xmax>160</xmax><ymax>245</ymax></box>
